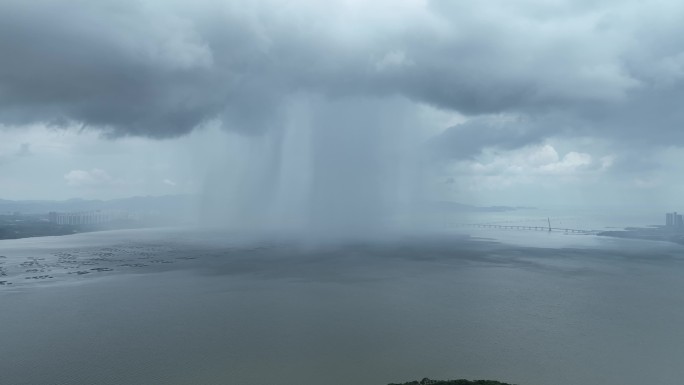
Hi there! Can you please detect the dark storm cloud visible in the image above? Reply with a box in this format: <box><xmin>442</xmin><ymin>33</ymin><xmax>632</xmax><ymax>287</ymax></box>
<box><xmin>0</xmin><ymin>0</ymin><xmax>231</xmax><ymax>137</ymax></box>
<box><xmin>430</xmin><ymin>116</ymin><xmax>549</xmax><ymax>160</ymax></box>
<box><xmin>1</xmin><ymin>0</ymin><xmax>684</xmax><ymax>153</ymax></box>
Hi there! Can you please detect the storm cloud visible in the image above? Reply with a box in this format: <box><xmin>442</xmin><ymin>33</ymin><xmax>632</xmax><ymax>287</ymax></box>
<box><xmin>1</xmin><ymin>0</ymin><xmax>684</xmax><ymax>154</ymax></box>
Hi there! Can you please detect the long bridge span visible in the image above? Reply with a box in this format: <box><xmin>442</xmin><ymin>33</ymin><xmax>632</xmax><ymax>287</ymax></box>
<box><xmin>465</xmin><ymin>223</ymin><xmax>598</xmax><ymax>234</ymax></box>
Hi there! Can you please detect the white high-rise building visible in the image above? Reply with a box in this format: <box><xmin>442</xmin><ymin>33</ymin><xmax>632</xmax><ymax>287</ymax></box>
<box><xmin>665</xmin><ymin>212</ymin><xmax>683</xmax><ymax>227</ymax></box>
<box><xmin>48</xmin><ymin>210</ymin><xmax>129</xmax><ymax>225</ymax></box>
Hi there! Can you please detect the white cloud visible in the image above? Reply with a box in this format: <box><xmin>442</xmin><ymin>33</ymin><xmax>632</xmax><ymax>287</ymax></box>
<box><xmin>539</xmin><ymin>151</ymin><xmax>592</xmax><ymax>173</ymax></box>
<box><xmin>445</xmin><ymin>144</ymin><xmax>612</xmax><ymax>192</ymax></box>
<box><xmin>633</xmin><ymin>177</ymin><xmax>660</xmax><ymax>189</ymax></box>
<box><xmin>374</xmin><ymin>50</ymin><xmax>413</xmax><ymax>72</ymax></box>
<box><xmin>64</xmin><ymin>169</ymin><xmax>120</xmax><ymax>188</ymax></box>
<box><xmin>526</xmin><ymin>144</ymin><xmax>560</xmax><ymax>167</ymax></box>
<box><xmin>465</xmin><ymin>144</ymin><xmax>599</xmax><ymax>176</ymax></box>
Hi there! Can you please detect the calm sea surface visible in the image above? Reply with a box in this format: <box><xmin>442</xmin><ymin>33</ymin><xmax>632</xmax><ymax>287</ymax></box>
<box><xmin>1</xmin><ymin>224</ymin><xmax>683</xmax><ymax>385</ymax></box>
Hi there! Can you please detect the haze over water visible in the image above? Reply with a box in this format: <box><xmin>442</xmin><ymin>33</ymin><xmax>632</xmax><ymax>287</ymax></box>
<box><xmin>2</xmin><ymin>220</ymin><xmax>684</xmax><ymax>385</ymax></box>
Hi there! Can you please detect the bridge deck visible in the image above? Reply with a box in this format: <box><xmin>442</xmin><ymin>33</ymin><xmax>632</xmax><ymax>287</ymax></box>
<box><xmin>464</xmin><ymin>223</ymin><xmax>598</xmax><ymax>234</ymax></box>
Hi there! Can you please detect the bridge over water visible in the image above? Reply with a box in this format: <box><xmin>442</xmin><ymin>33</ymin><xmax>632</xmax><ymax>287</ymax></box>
<box><xmin>466</xmin><ymin>223</ymin><xmax>599</xmax><ymax>234</ymax></box>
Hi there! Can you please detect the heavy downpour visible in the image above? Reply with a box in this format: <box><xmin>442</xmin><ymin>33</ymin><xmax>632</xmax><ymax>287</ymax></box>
<box><xmin>2</xmin><ymin>1</ymin><xmax>684</xmax><ymax>384</ymax></box>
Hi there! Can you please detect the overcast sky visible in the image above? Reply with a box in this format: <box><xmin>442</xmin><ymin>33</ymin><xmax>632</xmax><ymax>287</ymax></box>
<box><xmin>2</xmin><ymin>0</ymin><xmax>684</xmax><ymax>209</ymax></box>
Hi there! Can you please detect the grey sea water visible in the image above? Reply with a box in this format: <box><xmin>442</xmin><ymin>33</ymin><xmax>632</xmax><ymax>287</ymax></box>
<box><xmin>1</xmin><ymin>226</ymin><xmax>683</xmax><ymax>385</ymax></box>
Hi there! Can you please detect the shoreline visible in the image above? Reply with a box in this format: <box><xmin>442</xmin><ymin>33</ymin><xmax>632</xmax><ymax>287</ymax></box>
<box><xmin>598</xmin><ymin>227</ymin><xmax>684</xmax><ymax>246</ymax></box>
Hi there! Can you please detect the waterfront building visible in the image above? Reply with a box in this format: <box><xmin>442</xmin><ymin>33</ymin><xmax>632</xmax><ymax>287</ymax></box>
<box><xmin>48</xmin><ymin>210</ymin><xmax>130</xmax><ymax>225</ymax></box>
<box><xmin>665</xmin><ymin>212</ymin><xmax>684</xmax><ymax>227</ymax></box>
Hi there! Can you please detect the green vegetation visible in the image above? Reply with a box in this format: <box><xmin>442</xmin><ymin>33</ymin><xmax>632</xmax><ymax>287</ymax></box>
<box><xmin>0</xmin><ymin>213</ymin><xmax>145</xmax><ymax>240</ymax></box>
<box><xmin>389</xmin><ymin>379</ymin><xmax>516</xmax><ymax>385</ymax></box>
<box><xmin>0</xmin><ymin>214</ymin><xmax>77</xmax><ymax>240</ymax></box>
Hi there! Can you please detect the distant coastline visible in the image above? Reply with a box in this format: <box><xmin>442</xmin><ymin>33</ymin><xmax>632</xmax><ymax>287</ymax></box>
<box><xmin>598</xmin><ymin>226</ymin><xmax>684</xmax><ymax>246</ymax></box>
<box><xmin>0</xmin><ymin>213</ymin><xmax>150</xmax><ymax>240</ymax></box>
<box><xmin>428</xmin><ymin>201</ymin><xmax>536</xmax><ymax>213</ymax></box>
<box><xmin>389</xmin><ymin>379</ymin><xmax>515</xmax><ymax>385</ymax></box>
<box><xmin>0</xmin><ymin>195</ymin><xmax>194</xmax><ymax>240</ymax></box>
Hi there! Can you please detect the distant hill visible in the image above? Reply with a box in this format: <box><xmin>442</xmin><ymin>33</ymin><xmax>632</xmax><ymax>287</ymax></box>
<box><xmin>0</xmin><ymin>195</ymin><xmax>200</xmax><ymax>240</ymax></box>
<box><xmin>0</xmin><ymin>197</ymin><xmax>531</xmax><ymax>221</ymax></box>
<box><xmin>426</xmin><ymin>201</ymin><xmax>534</xmax><ymax>213</ymax></box>
<box><xmin>0</xmin><ymin>195</ymin><xmax>197</xmax><ymax>215</ymax></box>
